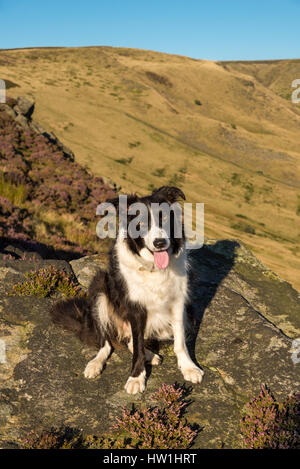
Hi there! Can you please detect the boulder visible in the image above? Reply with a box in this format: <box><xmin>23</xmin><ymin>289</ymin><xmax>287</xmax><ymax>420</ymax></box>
<box><xmin>14</xmin><ymin>113</ymin><xmax>29</xmax><ymax>130</ymax></box>
<box><xmin>0</xmin><ymin>103</ymin><xmax>16</xmax><ymax>119</ymax></box>
<box><xmin>70</xmin><ymin>253</ymin><xmax>109</xmax><ymax>289</ymax></box>
<box><xmin>2</xmin><ymin>96</ymin><xmax>75</xmax><ymax>162</ymax></box>
<box><xmin>0</xmin><ymin>240</ymin><xmax>299</xmax><ymax>449</ymax></box>
<box><xmin>14</xmin><ymin>96</ymin><xmax>35</xmax><ymax>119</ymax></box>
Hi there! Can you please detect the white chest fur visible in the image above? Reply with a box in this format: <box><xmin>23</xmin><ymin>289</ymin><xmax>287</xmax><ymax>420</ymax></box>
<box><xmin>116</xmin><ymin>239</ymin><xmax>188</xmax><ymax>340</ymax></box>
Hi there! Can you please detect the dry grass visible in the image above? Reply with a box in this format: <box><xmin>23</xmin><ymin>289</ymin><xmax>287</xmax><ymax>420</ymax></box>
<box><xmin>32</xmin><ymin>208</ymin><xmax>107</xmax><ymax>253</ymax></box>
<box><xmin>1</xmin><ymin>46</ymin><xmax>300</xmax><ymax>288</ymax></box>
<box><xmin>0</xmin><ymin>174</ymin><xmax>28</xmax><ymax>205</ymax></box>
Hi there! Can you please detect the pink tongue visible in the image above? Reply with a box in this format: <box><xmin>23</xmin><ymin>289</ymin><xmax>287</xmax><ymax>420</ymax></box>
<box><xmin>154</xmin><ymin>250</ymin><xmax>169</xmax><ymax>269</ymax></box>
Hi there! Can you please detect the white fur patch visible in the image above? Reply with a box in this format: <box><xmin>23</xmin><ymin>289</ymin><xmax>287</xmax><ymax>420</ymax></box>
<box><xmin>182</xmin><ymin>366</ymin><xmax>204</xmax><ymax>384</ymax></box>
<box><xmin>143</xmin><ymin>207</ymin><xmax>170</xmax><ymax>253</ymax></box>
<box><xmin>95</xmin><ymin>293</ymin><xmax>110</xmax><ymax>332</ymax></box>
<box><xmin>116</xmin><ymin>234</ymin><xmax>203</xmax><ymax>388</ymax></box>
<box><xmin>146</xmin><ymin>351</ymin><xmax>162</xmax><ymax>365</ymax></box>
<box><xmin>84</xmin><ymin>341</ymin><xmax>111</xmax><ymax>379</ymax></box>
<box><xmin>116</xmin><ymin>238</ymin><xmax>188</xmax><ymax>342</ymax></box>
<box><xmin>124</xmin><ymin>370</ymin><xmax>146</xmax><ymax>394</ymax></box>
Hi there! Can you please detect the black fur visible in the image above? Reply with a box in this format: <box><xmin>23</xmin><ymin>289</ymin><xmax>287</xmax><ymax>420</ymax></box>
<box><xmin>50</xmin><ymin>296</ymin><xmax>102</xmax><ymax>348</ymax></box>
<box><xmin>50</xmin><ymin>186</ymin><xmax>186</xmax><ymax>383</ymax></box>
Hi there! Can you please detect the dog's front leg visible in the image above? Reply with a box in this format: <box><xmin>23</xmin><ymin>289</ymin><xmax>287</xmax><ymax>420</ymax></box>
<box><xmin>172</xmin><ymin>300</ymin><xmax>204</xmax><ymax>384</ymax></box>
<box><xmin>124</xmin><ymin>303</ymin><xmax>147</xmax><ymax>395</ymax></box>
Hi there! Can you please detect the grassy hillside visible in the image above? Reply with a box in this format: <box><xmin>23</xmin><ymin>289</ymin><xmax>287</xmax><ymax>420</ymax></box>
<box><xmin>220</xmin><ymin>59</ymin><xmax>300</xmax><ymax>103</ymax></box>
<box><xmin>0</xmin><ymin>99</ymin><xmax>115</xmax><ymax>259</ymax></box>
<box><xmin>1</xmin><ymin>47</ymin><xmax>299</xmax><ymax>288</ymax></box>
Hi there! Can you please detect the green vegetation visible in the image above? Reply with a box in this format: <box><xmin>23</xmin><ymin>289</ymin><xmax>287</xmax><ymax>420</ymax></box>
<box><xmin>22</xmin><ymin>381</ymin><xmax>300</xmax><ymax>449</ymax></box>
<box><xmin>231</xmin><ymin>221</ymin><xmax>256</xmax><ymax>234</ymax></box>
<box><xmin>1</xmin><ymin>47</ymin><xmax>300</xmax><ymax>289</ymax></box>
<box><xmin>231</xmin><ymin>172</ymin><xmax>242</xmax><ymax>186</ymax></box>
<box><xmin>152</xmin><ymin>167</ymin><xmax>166</xmax><ymax>177</ymax></box>
<box><xmin>168</xmin><ymin>166</ymin><xmax>187</xmax><ymax>187</ymax></box>
<box><xmin>128</xmin><ymin>141</ymin><xmax>141</xmax><ymax>148</ymax></box>
<box><xmin>230</xmin><ymin>174</ymin><xmax>255</xmax><ymax>203</ymax></box>
<box><xmin>0</xmin><ymin>174</ymin><xmax>28</xmax><ymax>206</ymax></box>
<box><xmin>22</xmin><ymin>383</ymin><xmax>198</xmax><ymax>449</ymax></box>
<box><xmin>45</xmin><ymin>80</ymin><xmax>57</xmax><ymax>86</ymax></box>
<box><xmin>179</xmin><ymin>164</ymin><xmax>187</xmax><ymax>175</ymax></box>
<box><xmin>115</xmin><ymin>156</ymin><xmax>134</xmax><ymax>165</ymax></box>
<box><xmin>11</xmin><ymin>266</ymin><xmax>83</xmax><ymax>298</ymax></box>
<box><xmin>279</xmin><ymin>92</ymin><xmax>292</xmax><ymax>101</ymax></box>
<box><xmin>1</xmin><ymin>79</ymin><xmax>19</xmax><ymax>89</ymax></box>
<box><xmin>241</xmin><ymin>385</ymin><xmax>300</xmax><ymax>449</ymax></box>
<box><xmin>168</xmin><ymin>172</ymin><xmax>185</xmax><ymax>187</ymax></box>
<box><xmin>145</xmin><ymin>71</ymin><xmax>173</xmax><ymax>88</ymax></box>
<box><xmin>244</xmin><ymin>182</ymin><xmax>254</xmax><ymax>203</ymax></box>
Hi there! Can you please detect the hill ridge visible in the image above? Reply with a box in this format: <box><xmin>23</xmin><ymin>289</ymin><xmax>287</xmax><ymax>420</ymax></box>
<box><xmin>1</xmin><ymin>46</ymin><xmax>299</xmax><ymax>287</ymax></box>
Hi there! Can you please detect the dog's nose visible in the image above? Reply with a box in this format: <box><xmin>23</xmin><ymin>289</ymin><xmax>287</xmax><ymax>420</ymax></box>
<box><xmin>153</xmin><ymin>238</ymin><xmax>168</xmax><ymax>249</ymax></box>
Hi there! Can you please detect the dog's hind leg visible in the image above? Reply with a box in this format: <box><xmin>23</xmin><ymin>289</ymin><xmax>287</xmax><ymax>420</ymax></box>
<box><xmin>145</xmin><ymin>349</ymin><xmax>162</xmax><ymax>365</ymax></box>
<box><xmin>84</xmin><ymin>340</ymin><xmax>112</xmax><ymax>379</ymax></box>
<box><xmin>127</xmin><ymin>338</ymin><xmax>162</xmax><ymax>366</ymax></box>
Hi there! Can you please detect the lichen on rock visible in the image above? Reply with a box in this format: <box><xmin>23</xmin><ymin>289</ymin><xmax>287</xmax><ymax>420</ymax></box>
<box><xmin>0</xmin><ymin>240</ymin><xmax>299</xmax><ymax>448</ymax></box>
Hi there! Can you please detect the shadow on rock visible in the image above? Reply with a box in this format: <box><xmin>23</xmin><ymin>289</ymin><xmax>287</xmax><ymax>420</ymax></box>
<box><xmin>186</xmin><ymin>240</ymin><xmax>239</xmax><ymax>363</ymax></box>
<box><xmin>0</xmin><ymin>236</ymin><xmax>86</xmax><ymax>262</ymax></box>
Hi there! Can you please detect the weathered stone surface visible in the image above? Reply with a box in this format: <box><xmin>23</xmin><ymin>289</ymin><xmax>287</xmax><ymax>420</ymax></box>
<box><xmin>2</xmin><ymin>97</ymin><xmax>75</xmax><ymax>162</ymax></box>
<box><xmin>14</xmin><ymin>114</ymin><xmax>29</xmax><ymax>130</ymax></box>
<box><xmin>29</xmin><ymin>119</ymin><xmax>46</xmax><ymax>135</ymax></box>
<box><xmin>0</xmin><ymin>103</ymin><xmax>16</xmax><ymax>119</ymax></box>
<box><xmin>14</xmin><ymin>96</ymin><xmax>35</xmax><ymax>119</ymax></box>
<box><xmin>70</xmin><ymin>254</ymin><xmax>109</xmax><ymax>289</ymax></box>
<box><xmin>0</xmin><ymin>243</ymin><xmax>43</xmax><ymax>261</ymax></box>
<box><xmin>0</xmin><ymin>240</ymin><xmax>299</xmax><ymax>449</ymax></box>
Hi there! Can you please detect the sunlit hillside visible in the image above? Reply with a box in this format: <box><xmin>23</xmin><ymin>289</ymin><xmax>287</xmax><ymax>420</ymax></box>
<box><xmin>1</xmin><ymin>47</ymin><xmax>299</xmax><ymax>288</ymax></box>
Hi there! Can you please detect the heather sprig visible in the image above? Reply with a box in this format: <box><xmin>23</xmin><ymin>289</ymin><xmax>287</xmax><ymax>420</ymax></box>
<box><xmin>11</xmin><ymin>265</ymin><xmax>84</xmax><ymax>298</ymax></box>
<box><xmin>240</xmin><ymin>385</ymin><xmax>300</xmax><ymax>449</ymax></box>
<box><xmin>113</xmin><ymin>383</ymin><xmax>197</xmax><ymax>449</ymax></box>
<box><xmin>21</xmin><ymin>383</ymin><xmax>199</xmax><ymax>449</ymax></box>
<box><xmin>0</xmin><ymin>103</ymin><xmax>116</xmax><ymax>257</ymax></box>
<box><xmin>22</xmin><ymin>430</ymin><xmax>62</xmax><ymax>449</ymax></box>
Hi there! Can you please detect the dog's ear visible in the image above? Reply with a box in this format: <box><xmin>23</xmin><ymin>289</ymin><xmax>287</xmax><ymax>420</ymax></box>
<box><xmin>105</xmin><ymin>196</ymin><xmax>120</xmax><ymax>209</ymax></box>
<box><xmin>105</xmin><ymin>194</ymin><xmax>138</xmax><ymax>211</ymax></box>
<box><xmin>152</xmin><ymin>186</ymin><xmax>186</xmax><ymax>203</ymax></box>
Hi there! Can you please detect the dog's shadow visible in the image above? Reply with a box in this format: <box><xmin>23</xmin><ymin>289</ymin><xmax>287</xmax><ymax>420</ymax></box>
<box><xmin>146</xmin><ymin>240</ymin><xmax>238</xmax><ymax>375</ymax></box>
<box><xmin>185</xmin><ymin>240</ymin><xmax>238</xmax><ymax>365</ymax></box>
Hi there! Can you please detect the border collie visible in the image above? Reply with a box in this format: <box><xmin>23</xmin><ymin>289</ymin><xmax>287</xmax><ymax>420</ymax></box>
<box><xmin>50</xmin><ymin>186</ymin><xmax>204</xmax><ymax>394</ymax></box>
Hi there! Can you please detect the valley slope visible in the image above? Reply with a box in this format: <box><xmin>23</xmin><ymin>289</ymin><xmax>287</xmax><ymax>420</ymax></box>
<box><xmin>1</xmin><ymin>47</ymin><xmax>299</xmax><ymax>288</ymax></box>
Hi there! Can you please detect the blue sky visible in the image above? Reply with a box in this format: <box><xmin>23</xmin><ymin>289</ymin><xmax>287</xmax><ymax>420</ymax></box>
<box><xmin>0</xmin><ymin>0</ymin><xmax>299</xmax><ymax>60</ymax></box>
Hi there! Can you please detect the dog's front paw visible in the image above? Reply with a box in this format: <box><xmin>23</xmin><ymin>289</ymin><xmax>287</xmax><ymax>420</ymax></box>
<box><xmin>182</xmin><ymin>366</ymin><xmax>204</xmax><ymax>384</ymax></box>
<box><xmin>124</xmin><ymin>371</ymin><xmax>146</xmax><ymax>394</ymax></box>
<box><xmin>84</xmin><ymin>359</ymin><xmax>102</xmax><ymax>379</ymax></box>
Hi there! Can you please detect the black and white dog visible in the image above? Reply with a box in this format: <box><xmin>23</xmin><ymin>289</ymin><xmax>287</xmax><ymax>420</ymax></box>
<box><xmin>50</xmin><ymin>186</ymin><xmax>204</xmax><ymax>394</ymax></box>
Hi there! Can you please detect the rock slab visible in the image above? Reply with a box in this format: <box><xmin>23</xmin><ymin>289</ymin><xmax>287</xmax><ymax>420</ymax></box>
<box><xmin>0</xmin><ymin>240</ymin><xmax>299</xmax><ymax>448</ymax></box>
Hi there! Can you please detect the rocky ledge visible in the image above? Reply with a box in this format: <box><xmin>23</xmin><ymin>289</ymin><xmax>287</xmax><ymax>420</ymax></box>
<box><xmin>0</xmin><ymin>96</ymin><xmax>75</xmax><ymax>161</ymax></box>
<box><xmin>0</xmin><ymin>239</ymin><xmax>299</xmax><ymax>448</ymax></box>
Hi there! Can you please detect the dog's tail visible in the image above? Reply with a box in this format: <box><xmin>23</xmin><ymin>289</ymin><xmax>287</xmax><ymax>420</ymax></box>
<box><xmin>50</xmin><ymin>297</ymin><xmax>101</xmax><ymax>348</ymax></box>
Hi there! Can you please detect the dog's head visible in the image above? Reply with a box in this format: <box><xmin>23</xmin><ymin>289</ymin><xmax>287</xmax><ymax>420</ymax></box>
<box><xmin>107</xmin><ymin>186</ymin><xmax>186</xmax><ymax>269</ymax></box>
